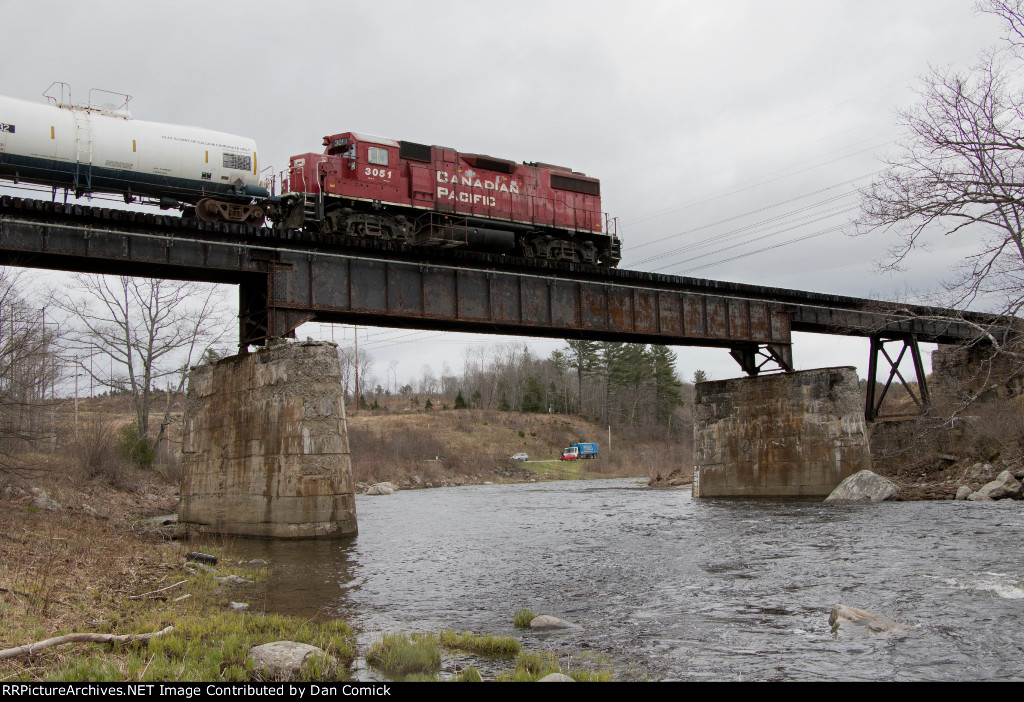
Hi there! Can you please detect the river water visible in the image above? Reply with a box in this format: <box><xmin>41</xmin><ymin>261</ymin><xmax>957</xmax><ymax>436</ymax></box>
<box><xmin>226</xmin><ymin>478</ymin><xmax>1024</xmax><ymax>681</ymax></box>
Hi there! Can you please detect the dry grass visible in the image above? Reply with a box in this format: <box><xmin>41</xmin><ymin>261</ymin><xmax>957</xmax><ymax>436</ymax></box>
<box><xmin>0</xmin><ymin>478</ymin><xmax>355</xmax><ymax>682</ymax></box>
<box><xmin>346</xmin><ymin>408</ymin><xmax>689</xmax><ymax>487</ymax></box>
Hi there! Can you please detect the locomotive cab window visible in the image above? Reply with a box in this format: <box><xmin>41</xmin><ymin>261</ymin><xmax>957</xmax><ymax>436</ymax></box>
<box><xmin>368</xmin><ymin>147</ymin><xmax>389</xmax><ymax>166</ymax></box>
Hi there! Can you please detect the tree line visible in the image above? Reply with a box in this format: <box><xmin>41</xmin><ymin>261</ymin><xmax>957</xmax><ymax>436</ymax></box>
<box><xmin>337</xmin><ymin>339</ymin><xmax>697</xmax><ymax>440</ymax></box>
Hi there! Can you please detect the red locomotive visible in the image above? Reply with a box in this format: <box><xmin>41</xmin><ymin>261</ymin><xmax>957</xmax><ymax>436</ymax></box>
<box><xmin>276</xmin><ymin>132</ymin><xmax>621</xmax><ymax>267</ymax></box>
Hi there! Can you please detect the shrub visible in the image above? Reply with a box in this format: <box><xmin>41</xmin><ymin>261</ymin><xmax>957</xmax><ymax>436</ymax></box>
<box><xmin>70</xmin><ymin>418</ymin><xmax>129</xmax><ymax>486</ymax></box>
<box><xmin>116</xmin><ymin>423</ymin><xmax>155</xmax><ymax>468</ymax></box>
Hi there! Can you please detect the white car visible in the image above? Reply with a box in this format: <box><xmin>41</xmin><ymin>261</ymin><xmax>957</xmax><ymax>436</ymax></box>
<box><xmin>510</xmin><ymin>453</ymin><xmax>528</xmax><ymax>461</ymax></box>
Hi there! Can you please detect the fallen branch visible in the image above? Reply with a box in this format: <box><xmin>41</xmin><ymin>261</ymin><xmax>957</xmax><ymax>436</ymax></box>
<box><xmin>128</xmin><ymin>580</ymin><xmax>187</xmax><ymax>600</ymax></box>
<box><xmin>0</xmin><ymin>626</ymin><xmax>174</xmax><ymax>659</ymax></box>
<box><xmin>0</xmin><ymin>587</ymin><xmax>28</xmax><ymax>603</ymax></box>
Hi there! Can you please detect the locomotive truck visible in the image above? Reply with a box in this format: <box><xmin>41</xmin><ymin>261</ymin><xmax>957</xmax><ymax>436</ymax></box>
<box><xmin>0</xmin><ymin>86</ymin><xmax>622</xmax><ymax>267</ymax></box>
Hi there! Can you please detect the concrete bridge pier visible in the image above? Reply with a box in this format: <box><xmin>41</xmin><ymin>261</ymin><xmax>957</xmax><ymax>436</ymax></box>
<box><xmin>693</xmin><ymin>367</ymin><xmax>873</xmax><ymax>497</ymax></box>
<box><xmin>178</xmin><ymin>341</ymin><xmax>357</xmax><ymax>538</ymax></box>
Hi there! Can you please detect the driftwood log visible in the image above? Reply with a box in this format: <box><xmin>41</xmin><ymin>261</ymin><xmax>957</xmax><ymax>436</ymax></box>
<box><xmin>0</xmin><ymin>626</ymin><xmax>174</xmax><ymax>659</ymax></box>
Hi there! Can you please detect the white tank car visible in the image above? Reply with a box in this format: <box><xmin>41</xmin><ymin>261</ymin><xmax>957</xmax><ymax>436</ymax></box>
<box><xmin>0</xmin><ymin>92</ymin><xmax>268</xmax><ymax>224</ymax></box>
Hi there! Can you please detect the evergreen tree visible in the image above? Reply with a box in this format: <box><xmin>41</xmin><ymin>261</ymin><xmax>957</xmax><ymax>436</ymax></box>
<box><xmin>650</xmin><ymin>345</ymin><xmax>684</xmax><ymax>423</ymax></box>
<box><xmin>548</xmin><ymin>349</ymin><xmax>571</xmax><ymax>413</ymax></box>
<box><xmin>520</xmin><ymin>375</ymin><xmax>546</xmax><ymax>413</ymax></box>
<box><xmin>566</xmin><ymin>339</ymin><xmax>601</xmax><ymax>416</ymax></box>
<box><xmin>604</xmin><ymin>343</ymin><xmax>653</xmax><ymax>425</ymax></box>
<box><xmin>454</xmin><ymin>389</ymin><xmax>467</xmax><ymax>409</ymax></box>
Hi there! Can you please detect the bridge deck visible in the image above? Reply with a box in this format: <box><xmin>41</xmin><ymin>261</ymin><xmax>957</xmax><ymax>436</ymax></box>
<box><xmin>0</xmin><ymin>197</ymin><xmax>1009</xmax><ymax>353</ymax></box>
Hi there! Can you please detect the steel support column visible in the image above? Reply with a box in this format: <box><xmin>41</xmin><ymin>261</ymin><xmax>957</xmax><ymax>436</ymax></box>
<box><xmin>865</xmin><ymin>334</ymin><xmax>931</xmax><ymax>421</ymax></box>
<box><xmin>729</xmin><ymin>342</ymin><xmax>794</xmax><ymax>376</ymax></box>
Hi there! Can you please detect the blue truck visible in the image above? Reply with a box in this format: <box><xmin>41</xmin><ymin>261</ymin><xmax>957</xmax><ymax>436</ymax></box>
<box><xmin>560</xmin><ymin>443</ymin><xmax>599</xmax><ymax>460</ymax></box>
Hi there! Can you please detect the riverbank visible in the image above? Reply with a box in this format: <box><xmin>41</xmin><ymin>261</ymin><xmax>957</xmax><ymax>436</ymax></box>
<box><xmin>0</xmin><ymin>475</ymin><xmax>355</xmax><ymax>682</ymax></box>
<box><xmin>0</xmin><ymin>475</ymin><xmax>617</xmax><ymax>682</ymax></box>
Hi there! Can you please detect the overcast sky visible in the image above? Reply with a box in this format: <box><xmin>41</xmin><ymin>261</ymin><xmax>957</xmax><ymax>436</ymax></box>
<box><xmin>0</xmin><ymin>1</ymin><xmax>1007</xmax><ymax>386</ymax></box>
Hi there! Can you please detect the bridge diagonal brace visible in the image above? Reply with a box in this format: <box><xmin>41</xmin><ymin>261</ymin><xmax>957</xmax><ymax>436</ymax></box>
<box><xmin>730</xmin><ymin>342</ymin><xmax>794</xmax><ymax>376</ymax></box>
<box><xmin>865</xmin><ymin>334</ymin><xmax>931</xmax><ymax>421</ymax></box>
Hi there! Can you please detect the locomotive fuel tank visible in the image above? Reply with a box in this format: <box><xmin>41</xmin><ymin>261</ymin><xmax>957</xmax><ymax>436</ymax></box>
<box><xmin>0</xmin><ymin>93</ymin><xmax>267</xmax><ymax>217</ymax></box>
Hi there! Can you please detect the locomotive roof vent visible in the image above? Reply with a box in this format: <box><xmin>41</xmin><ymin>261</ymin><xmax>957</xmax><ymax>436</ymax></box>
<box><xmin>551</xmin><ymin>173</ymin><xmax>600</xmax><ymax>196</ymax></box>
<box><xmin>462</xmin><ymin>154</ymin><xmax>515</xmax><ymax>174</ymax></box>
<box><xmin>525</xmin><ymin>161</ymin><xmax>573</xmax><ymax>173</ymax></box>
<box><xmin>399</xmin><ymin>140</ymin><xmax>432</xmax><ymax>163</ymax></box>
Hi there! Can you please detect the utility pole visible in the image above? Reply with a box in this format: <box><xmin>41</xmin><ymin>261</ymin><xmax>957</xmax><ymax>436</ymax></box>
<box><xmin>353</xmin><ymin>325</ymin><xmax>359</xmax><ymax>416</ymax></box>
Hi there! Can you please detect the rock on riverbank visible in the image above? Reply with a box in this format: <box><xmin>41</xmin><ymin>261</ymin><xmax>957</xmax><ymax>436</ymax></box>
<box><xmin>825</xmin><ymin>471</ymin><xmax>900</xmax><ymax>502</ymax></box>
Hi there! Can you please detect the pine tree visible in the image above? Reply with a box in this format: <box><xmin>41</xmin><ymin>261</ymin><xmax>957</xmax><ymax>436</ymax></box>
<box><xmin>650</xmin><ymin>345</ymin><xmax>684</xmax><ymax>423</ymax></box>
<box><xmin>520</xmin><ymin>376</ymin><xmax>546</xmax><ymax>413</ymax></box>
<box><xmin>454</xmin><ymin>390</ymin><xmax>467</xmax><ymax>409</ymax></box>
<box><xmin>566</xmin><ymin>339</ymin><xmax>601</xmax><ymax>417</ymax></box>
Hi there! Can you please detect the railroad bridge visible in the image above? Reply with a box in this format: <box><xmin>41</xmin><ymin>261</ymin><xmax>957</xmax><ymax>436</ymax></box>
<box><xmin>0</xmin><ymin>197</ymin><xmax>1015</xmax><ymax>534</ymax></box>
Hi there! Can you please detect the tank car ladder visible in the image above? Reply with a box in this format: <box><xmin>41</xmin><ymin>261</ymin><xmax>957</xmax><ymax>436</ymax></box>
<box><xmin>72</xmin><ymin>109</ymin><xmax>93</xmax><ymax>196</ymax></box>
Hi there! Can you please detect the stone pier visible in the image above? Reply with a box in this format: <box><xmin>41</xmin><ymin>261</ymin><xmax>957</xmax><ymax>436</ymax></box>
<box><xmin>693</xmin><ymin>367</ymin><xmax>872</xmax><ymax>497</ymax></box>
<box><xmin>178</xmin><ymin>341</ymin><xmax>357</xmax><ymax>538</ymax></box>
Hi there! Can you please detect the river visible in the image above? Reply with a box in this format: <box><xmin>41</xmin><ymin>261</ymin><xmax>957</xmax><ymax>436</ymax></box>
<box><xmin>226</xmin><ymin>478</ymin><xmax>1024</xmax><ymax>681</ymax></box>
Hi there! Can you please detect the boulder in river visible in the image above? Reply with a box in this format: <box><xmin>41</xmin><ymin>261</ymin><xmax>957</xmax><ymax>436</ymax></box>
<box><xmin>365</xmin><ymin>482</ymin><xmax>398</xmax><ymax>496</ymax></box>
<box><xmin>829</xmin><ymin>604</ymin><xmax>909</xmax><ymax>639</ymax></box>
<box><xmin>530</xmin><ymin>615</ymin><xmax>574</xmax><ymax>630</ymax></box>
<box><xmin>824</xmin><ymin>470</ymin><xmax>899</xmax><ymax>503</ymax></box>
<box><xmin>955</xmin><ymin>486</ymin><xmax>974</xmax><ymax>501</ymax></box>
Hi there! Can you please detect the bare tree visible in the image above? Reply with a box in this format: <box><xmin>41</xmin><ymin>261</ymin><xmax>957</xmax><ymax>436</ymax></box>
<box><xmin>0</xmin><ymin>269</ymin><xmax>62</xmax><ymax>473</ymax></box>
<box><xmin>337</xmin><ymin>344</ymin><xmax>374</xmax><ymax>406</ymax></box>
<box><xmin>56</xmin><ymin>275</ymin><xmax>231</xmax><ymax>451</ymax></box>
<box><xmin>855</xmin><ymin>4</ymin><xmax>1024</xmax><ymax>378</ymax></box>
<box><xmin>979</xmin><ymin>1</ymin><xmax>1024</xmax><ymax>56</ymax></box>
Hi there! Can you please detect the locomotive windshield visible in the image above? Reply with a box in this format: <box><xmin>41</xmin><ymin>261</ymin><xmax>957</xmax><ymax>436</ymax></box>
<box><xmin>327</xmin><ymin>137</ymin><xmax>349</xmax><ymax>155</ymax></box>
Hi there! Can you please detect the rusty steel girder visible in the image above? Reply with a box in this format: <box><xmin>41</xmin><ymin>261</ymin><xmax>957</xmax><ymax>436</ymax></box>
<box><xmin>247</xmin><ymin>249</ymin><xmax>794</xmax><ymax>351</ymax></box>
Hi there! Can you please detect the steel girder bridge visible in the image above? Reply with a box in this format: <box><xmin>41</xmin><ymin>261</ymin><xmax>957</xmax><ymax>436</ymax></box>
<box><xmin>0</xmin><ymin>196</ymin><xmax>1014</xmax><ymax>421</ymax></box>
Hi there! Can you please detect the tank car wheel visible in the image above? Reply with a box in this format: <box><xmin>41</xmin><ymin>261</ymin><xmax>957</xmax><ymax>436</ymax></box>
<box><xmin>245</xmin><ymin>206</ymin><xmax>266</xmax><ymax>227</ymax></box>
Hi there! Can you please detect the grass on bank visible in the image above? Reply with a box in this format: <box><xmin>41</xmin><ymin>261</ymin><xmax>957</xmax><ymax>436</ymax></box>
<box><xmin>438</xmin><ymin>629</ymin><xmax>520</xmax><ymax>655</ymax></box>
<box><xmin>364</xmin><ymin>628</ymin><xmax>611</xmax><ymax>682</ymax></box>
<box><xmin>494</xmin><ymin>650</ymin><xmax>613</xmax><ymax>682</ymax></box>
<box><xmin>365</xmin><ymin>632</ymin><xmax>441</xmax><ymax>679</ymax></box>
<box><xmin>0</xmin><ymin>504</ymin><xmax>355</xmax><ymax>682</ymax></box>
<box><xmin>520</xmin><ymin>460</ymin><xmax>610</xmax><ymax>481</ymax></box>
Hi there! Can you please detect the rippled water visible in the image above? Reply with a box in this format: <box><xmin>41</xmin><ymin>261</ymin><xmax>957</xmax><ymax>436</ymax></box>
<box><xmin>226</xmin><ymin>479</ymin><xmax>1024</xmax><ymax>681</ymax></box>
